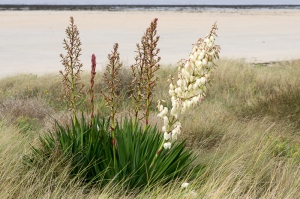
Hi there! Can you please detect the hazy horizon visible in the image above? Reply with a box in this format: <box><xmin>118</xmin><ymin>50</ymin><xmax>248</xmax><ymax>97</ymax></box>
<box><xmin>2</xmin><ymin>0</ymin><xmax>300</xmax><ymax>5</ymax></box>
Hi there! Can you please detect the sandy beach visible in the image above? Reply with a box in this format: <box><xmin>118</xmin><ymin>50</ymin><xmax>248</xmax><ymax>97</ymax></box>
<box><xmin>0</xmin><ymin>9</ymin><xmax>300</xmax><ymax>77</ymax></box>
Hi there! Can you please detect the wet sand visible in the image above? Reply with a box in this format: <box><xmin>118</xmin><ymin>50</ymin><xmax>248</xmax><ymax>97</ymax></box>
<box><xmin>0</xmin><ymin>9</ymin><xmax>300</xmax><ymax>77</ymax></box>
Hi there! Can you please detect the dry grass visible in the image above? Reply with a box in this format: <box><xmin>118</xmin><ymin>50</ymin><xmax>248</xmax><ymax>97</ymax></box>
<box><xmin>0</xmin><ymin>59</ymin><xmax>300</xmax><ymax>198</ymax></box>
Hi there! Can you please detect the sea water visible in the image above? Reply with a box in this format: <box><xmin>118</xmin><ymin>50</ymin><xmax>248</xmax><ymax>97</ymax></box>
<box><xmin>2</xmin><ymin>0</ymin><xmax>300</xmax><ymax>5</ymax></box>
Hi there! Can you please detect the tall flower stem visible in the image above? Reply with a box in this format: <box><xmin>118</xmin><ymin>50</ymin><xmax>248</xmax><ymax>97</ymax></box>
<box><xmin>59</xmin><ymin>16</ymin><xmax>84</xmax><ymax>125</ymax></box>
<box><xmin>101</xmin><ymin>43</ymin><xmax>122</xmax><ymax>168</ymax></box>
<box><xmin>90</xmin><ymin>54</ymin><xmax>96</xmax><ymax>126</ymax></box>
<box><xmin>130</xmin><ymin>18</ymin><xmax>160</xmax><ymax>129</ymax></box>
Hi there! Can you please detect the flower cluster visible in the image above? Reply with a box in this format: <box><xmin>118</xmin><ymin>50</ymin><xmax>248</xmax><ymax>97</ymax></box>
<box><xmin>157</xmin><ymin>22</ymin><xmax>220</xmax><ymax>149</ymax></box>
<box><xmin>157</xmin><ymin>103</ymin><xmax>182</xmax><ymax>149</ymax></box>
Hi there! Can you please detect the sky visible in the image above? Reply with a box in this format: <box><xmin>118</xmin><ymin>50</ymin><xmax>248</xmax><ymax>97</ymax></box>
<box><xmin>1</xmin><ymin>0</ymin><xmax>300</xmax><ymax>5</ymax></box>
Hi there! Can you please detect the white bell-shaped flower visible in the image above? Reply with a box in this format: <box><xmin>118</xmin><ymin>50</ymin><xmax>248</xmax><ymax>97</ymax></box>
<box><xmin>200</xmin><ymin>77</ymin><xmax>206</xmax><ymax>84</ymax></box>
<box><xmin>169</xmin><ymin>89</ymin><xmax>175</xmax><ymax>96</ymax></box>
<box><xmin>177</xmin><ymin>79</ymin><xmax>182</xmax><ymax>87</ymax></box>
<box><xmin>164</xmin><ymin>132</ymin><xmax>171</xmax><ymax>141</ymax></box>
<box><xmin>163</xmin><ymin>142</ymin><xmax>171</xmax><ymax>149</ymax></box>
<box><xmin>163</xmin><ymin>116</ymin><xmax>169</xmax><ymax>126</ymax></box>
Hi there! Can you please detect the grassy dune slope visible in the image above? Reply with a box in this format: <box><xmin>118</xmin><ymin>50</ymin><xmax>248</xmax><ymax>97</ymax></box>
<box><xmin>0</xmin><ymin>59</ymin><xmax>300</xmax><ymax>198</ymax></box>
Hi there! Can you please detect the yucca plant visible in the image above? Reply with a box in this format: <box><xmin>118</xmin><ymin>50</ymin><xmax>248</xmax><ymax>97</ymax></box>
<box><xmin>24</xmin><ymin>17</ymin><xmax>215</xmax><ymax>193</ymax></box>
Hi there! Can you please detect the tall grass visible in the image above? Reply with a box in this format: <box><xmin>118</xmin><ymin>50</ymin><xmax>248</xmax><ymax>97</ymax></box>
<box><xmin>1</xmin><ymin>59</ymin><xmax>300</xmax><ymax>198</ymax></box>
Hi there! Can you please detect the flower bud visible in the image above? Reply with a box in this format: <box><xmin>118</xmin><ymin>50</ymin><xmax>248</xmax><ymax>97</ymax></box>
<box><xmin>162</xmin><ymin>126</ymin><xmax>166</xmax><ymax>133</ymax></box>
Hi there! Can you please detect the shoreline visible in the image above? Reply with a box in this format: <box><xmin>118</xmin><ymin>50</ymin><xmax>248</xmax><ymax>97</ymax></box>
<box><xmin>1</xmin><ymin>4</ymin><xmax>300</xmax><ymax>11</ymax></box>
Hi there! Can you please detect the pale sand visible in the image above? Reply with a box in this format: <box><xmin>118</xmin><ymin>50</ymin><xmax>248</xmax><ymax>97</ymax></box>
<box><xmin>0</xmin><ymin>9</ymin><xmax>300</xmax><ymax>77</ymax></box>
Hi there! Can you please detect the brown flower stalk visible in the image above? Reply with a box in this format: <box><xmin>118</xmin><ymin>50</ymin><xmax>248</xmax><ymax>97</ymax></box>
<box><xmin>130</xmin><ymin>18</ymin><xmax>161</xmax><ymax>128</ymax></box>
<box><xmin>101</xmin><ymin>43</ymin><xmax>123</xmax><ymax>168</ymax></box>
<box><xmin>90</xmin><ymin>54</ymin><xmax>96</xmax><ymax>125</ymax></box>
<box><xmin>59</xmin><ymin>16</ymin><xmax>84</xmax><ymax>122</ymax></box>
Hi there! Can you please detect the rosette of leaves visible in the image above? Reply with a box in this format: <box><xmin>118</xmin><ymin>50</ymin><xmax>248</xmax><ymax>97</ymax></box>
<box><xmin>24</xmin><ymin>114</ymin><xmax>204</xmax><ymax>190</ymax></box>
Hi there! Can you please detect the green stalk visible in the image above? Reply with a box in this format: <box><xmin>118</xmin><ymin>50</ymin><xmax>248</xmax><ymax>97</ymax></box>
<box><xmin>133</xmin><ymin>86</ymin><xmax>141</xmax><ymax>127</ymax></box>
<box><xmin>144</xmin><ymin>87</ymin><xmax>150</xmax><ymax>131</ymax></box>
<box><xmin>71</xmin><ymin>66</ymin><xmax>77</xmax><ymax>124</ymax></box>
<box><xmin>111</xmin><ymin>117</ymin><xmax>116</xmax><ymax>168</ymax></box>
<box><xmin>111</xmin><ymin>84</ymin><xmax>116</xmax><ymax>168</ymax></box>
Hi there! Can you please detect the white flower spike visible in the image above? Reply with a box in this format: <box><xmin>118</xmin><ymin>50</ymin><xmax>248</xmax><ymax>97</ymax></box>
<box><xmin>158</xmin><ymin>22</ymin><xmax>220</xmax><ymax>150</ymax></box>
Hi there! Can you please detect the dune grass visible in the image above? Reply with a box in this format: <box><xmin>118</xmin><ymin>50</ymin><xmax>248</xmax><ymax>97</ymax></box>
<box><xmin>0</xmin><ymin>59</ymin><xmax>300</xmax><ymax>198</ymax></box>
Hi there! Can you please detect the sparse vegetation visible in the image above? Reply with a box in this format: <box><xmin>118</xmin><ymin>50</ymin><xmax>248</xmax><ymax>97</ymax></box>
<box><xmin>1</xmin><ymin>59</ymin><xmax>300</xmax><ymax>198</ymax></box>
